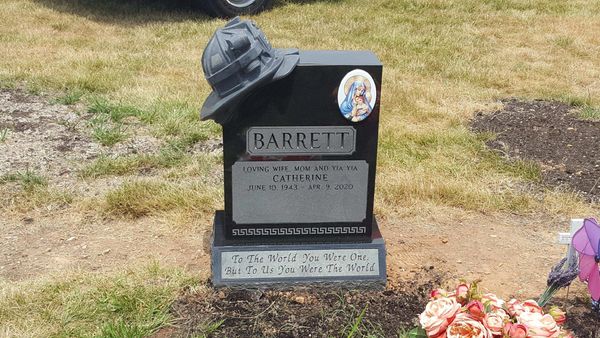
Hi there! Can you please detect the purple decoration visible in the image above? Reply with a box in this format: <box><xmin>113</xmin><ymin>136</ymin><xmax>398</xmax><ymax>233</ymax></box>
<box><xmin>571</xmin><ymin>218</ymin><xmax>600</xmax><ymax>301</ymax></box>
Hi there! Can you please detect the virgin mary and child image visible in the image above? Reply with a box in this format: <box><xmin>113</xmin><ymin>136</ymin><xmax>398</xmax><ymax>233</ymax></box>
<box><xmin>338</xmin><ymin>70</ymin><xmax>376</xmax><ymax>122</ymax></box>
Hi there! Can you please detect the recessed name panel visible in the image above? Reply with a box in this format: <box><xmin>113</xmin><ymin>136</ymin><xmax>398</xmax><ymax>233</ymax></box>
<box><xmin>246</xmin><ymin>126</ymin><xmax>356</xmax><ymax>155</ymax></box>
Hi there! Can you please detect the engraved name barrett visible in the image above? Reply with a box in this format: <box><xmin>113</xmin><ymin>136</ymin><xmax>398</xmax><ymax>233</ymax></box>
<box><xmin>246</xmin><ymin>126</ymin><xmax>356</xmax><ymax>155</ymax></box>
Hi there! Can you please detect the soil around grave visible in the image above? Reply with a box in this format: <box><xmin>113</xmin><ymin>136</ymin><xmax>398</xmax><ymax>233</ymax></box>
<box><xmin>163</xmin><ymin>280</ymin><xmax>600</xmax><ymax>338</ymax></box>
<box><xmin>161</xmin><ymin>271</ymin><xmax>441</xmax><ymax>338</ymax></box>
<box><xmin>550</xmin><ymin>296</ymin><xmax>600</xmax><ymax>338</ymax></box>
<box><xmin>471</xmin><ymin>99</ymin><xmax>600</xmax><ymax>201</ymax></box>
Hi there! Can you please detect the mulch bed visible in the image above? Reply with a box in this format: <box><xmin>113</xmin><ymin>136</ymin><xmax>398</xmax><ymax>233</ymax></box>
<box><xmin>163</xmin><ymin>273</ymin><xmax>442</xmax><ymax>338</ymax></box>
<box><xmin>471</xmin><ymin>99</ymin><xmax>600</xmax><ymax>202</ymax></box>
<box><xmin>472</xmin><ymin>99</ymin><xmax>600</xmax><ymax>337</ymax></box>
<box><xmin>550</xmin><ymin>296</ymin><xmax>600</xmax><ymax>338</ymax></box>
<box><xmin>163</xmin><ymin>281</ymin><xmax>600</xmax><ymax>337</ymax></box>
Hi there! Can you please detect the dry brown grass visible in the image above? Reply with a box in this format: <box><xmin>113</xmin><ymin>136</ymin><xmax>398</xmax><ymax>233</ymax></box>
<box><xmin>2</xmin><ymin>0</ymin><xmax>600</xmax><ymax>335</ymax></box>
<box><xmin>1</xmin><ymin>0</ymin><xmax>600</xmax><ymax>219</ymax></box>
<box><xmin>104</xmin><ymin>179</ymin><xmax>222</xmax><ymax>218</ymax></box>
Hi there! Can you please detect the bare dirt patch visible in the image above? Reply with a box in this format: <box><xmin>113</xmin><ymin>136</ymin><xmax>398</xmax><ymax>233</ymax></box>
<box><xmin>0</xmin><ymin>88</ymin><xmax>163</xmax><ymax>192</ymax></box>
<box><xmin>0</xmin><ymin>209</ymin><xmax>211</xmax><ymax>282</ymax></box>
<box><xmin>0</xmin><ymin>88</ymin><xmax>210</xmax><ymax>281</ymax></box>
<box><xmin>471</xmin><ymin>99</ymin><xmax>600</xmax><ymax>202</ymax></box>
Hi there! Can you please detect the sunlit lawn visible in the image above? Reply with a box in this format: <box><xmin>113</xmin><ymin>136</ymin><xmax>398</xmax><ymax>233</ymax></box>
<box><xmin>1</xmin><ymin>0</ymin><xmax>600</xmax><ymax>336</ymax></box>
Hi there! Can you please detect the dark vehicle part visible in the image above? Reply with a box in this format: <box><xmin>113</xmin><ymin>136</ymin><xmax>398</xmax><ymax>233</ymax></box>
<box><xmin>201</xmin><ymin>0</ymin><xmax>271</xmax><ymax>17</ymax></box>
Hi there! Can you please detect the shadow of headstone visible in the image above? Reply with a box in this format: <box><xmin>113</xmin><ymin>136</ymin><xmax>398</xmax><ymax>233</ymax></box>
<box><xmin>32</xmin><ymin>0</ymin><xmax>213</xmax><ymax>25</ymax></box>
<box><xmin>33</xmin><ymin>0</ymin><xmax>346</xmax><ymax>25</ymax></box>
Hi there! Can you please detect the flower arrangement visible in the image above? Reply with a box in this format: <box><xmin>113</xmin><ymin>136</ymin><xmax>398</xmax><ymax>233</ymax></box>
<box><xmin>412</xmin><ymin>281</ymin><xmax>573</xmax><ymax>338</ymax></box>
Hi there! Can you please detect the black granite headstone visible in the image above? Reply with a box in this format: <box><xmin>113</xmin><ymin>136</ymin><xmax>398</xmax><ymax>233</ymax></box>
<box><xmin>222</xmin><ymin>51</ymin><xmax>381</xmax><ymax>243</ymax></box>
<box><xmin>201</xmin><ymin>18</ymin><xmax>386</xmax><ymax>287</ymax></box>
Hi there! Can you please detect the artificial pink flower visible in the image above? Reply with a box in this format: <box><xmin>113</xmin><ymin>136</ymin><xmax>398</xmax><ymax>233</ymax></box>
<box><xmin>481</xmin><ymin>293</ymin><xmax>505</xmax><ymax>311</ymax></box>
<box><xmin>430</xmin><ymin>289</ymin><xmax>447</xmax><ymax>299</ymax></box>
<box><xmin>465</xmin><ymin>300</ymin><xmax>486</xmax><ymax>321</ymax></box>
<box><xmin>446</xmin><ymin>313</ymin><xmax>492</xmax><ymax>338</ymax></box>
<box><xmin>504</xmin><ymin>323</ymin><xmax>528</xmax><ymax>338</ymax></box>
<box><xmin>483</xmin><ymin>309</ymin><xmax>508</xmax><ymax>336</ymax></box>
<box><xmin>522</xmin><ymin>300</ymin><xmax>543</xmax><ymax>314</ymax></box>
<box><xmin>506</xmin><ymin>299</ymin><xmax>526</xmax><ymax>317</ymax></box>
<box><xmin>548</xmin><ymin>306</ymin><xmax>566</xmax><ymax>326</ymax></box>
<box><xmin>419</xmin><ymin>297</ymin><xmax>461</xmax><ymax>337</ymax></box>
<box><xmin>455</xmin><ymin>283</ymin><xmax>470</xmax><ymax>305</ymax></box>
<box><xmin>518</xmin><ymin>312</ymin><xmax>560</xmax><ymax>338</ymax></box>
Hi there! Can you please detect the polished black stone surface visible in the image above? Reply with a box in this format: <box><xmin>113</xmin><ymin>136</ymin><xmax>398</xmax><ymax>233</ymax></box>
<box><xmin>221</xmin><ymin>51</ymin><xmax>382</xmax><ymax>243</ymax></box>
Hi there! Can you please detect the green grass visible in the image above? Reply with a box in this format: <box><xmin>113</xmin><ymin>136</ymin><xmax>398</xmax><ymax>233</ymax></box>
<box><xmin>1</xmin><ymin>170</ymin><xmax>48</xmax><ymax>191</ymax></box>
<box><xmin>3</xmin><ymin>188</ymin><xmax>73</xmax><ymax>213</ymax></box>
<box><xmin>0</xmin><ymin>264</ymin><xmax>197</xmax><ymax>337</ymax></box>
<box><xmin>0</xmin><ymin>128</ymin><xmax>8</xmax><ymax>142</ymax></box>
<box><xmin>92</xmin><ymin>123</ymin><xmax>126</xmax><ymax>146</ymax></box>
<box><xmin>345</xmin><ymin>306</ymin><xmax>370</xmax><ymax>338</ymax></box>
<box><xmin>86</xmin><ymin>98</ymin><xmax>151</xmax><ymax>146</ymax></box>
<box><xmin>80</xmin><ymin>150</ymin><xmax>186</xmax><ymax>178</ymax></box>
<box><xmin>192</xmin><ymin>319</ymin><xmax>225</xmax><ymax>338</ymax></box>
<box><xmin>146</xmin><ymin>100</ymin><xmax>221</xmax><ymax>141</ymax></box>
<box><xmin>89</xmin><ymin>114</ymin><xmax>127</xmax><ymax>146</ymax></box>
<box><xmin>579</xmin><ymin>105</ymin><xmax>600</xmax><ymax>121</ymax></box>
<box><xmin>53</xmin><ymin>89</ymin><xmax>84</xmax><ymax>105</ymax></box>
<box><xmin>376</xmin><ymin>127</ymin><xmax>542</xmax><ymax>212</ymax></box>
<box><xmin>7</xmin><ymin>0</ymin><xmax>596</xmax><ymax>215</ymax></box>
<box><xmin>84</xmin><ymin>97</ymin><xmax>219</xmax><ymax>148</ymax></box>
<box><xmin>0</xmin><ymin>171</ymin><xmax>73</xmax><ymax>212</ymax></box>
<box><xmin>79</xmin><ymin>145</ymin><xmax>220</xmax><ymax>179</ymax></box>
<box><xmin>88</xmin><ymin>97</ymin><xmax>147</xmax><ymax>123</ymax></box>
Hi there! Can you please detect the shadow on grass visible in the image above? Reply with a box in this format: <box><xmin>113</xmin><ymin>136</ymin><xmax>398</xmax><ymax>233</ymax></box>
<box><xmin>32</xmin><ymin>0</ymin><xmax>345</xmax><ymax>25</ymax></box>
<box><xmin>32</xmin><ymin>0</ymin><xmax>212</xmax><ymax>25</ymax></box>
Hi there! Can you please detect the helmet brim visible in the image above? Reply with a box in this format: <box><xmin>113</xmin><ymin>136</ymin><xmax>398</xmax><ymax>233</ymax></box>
<box><xmin>200</xmin><ymin>48</ymin><xmax>299</xmax><ymax>125</ymax></box>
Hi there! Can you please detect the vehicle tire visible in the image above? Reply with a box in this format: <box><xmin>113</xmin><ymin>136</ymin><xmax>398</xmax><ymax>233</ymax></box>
<box><xmin>202</xmin><ymin>0</ymin><xmax>271</xmax><ymax>18</ymax></box>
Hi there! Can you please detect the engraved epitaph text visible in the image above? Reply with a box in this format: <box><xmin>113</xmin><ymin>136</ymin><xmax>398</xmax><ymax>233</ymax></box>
<box><xmin>232</xmin><ymin>160</ymin><xmax>369</xmax><ymax>224</ymax></box>
<box><xmin>221</xmin><ymin>249</ymin><xmax>380</xmax><ymax>279</ymax></box>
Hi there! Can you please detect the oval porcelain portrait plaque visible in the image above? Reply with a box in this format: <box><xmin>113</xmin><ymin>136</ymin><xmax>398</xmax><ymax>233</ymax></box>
<box><xmin>337</xmin><ymin>69</ymin><xmax>377</xmax><ymax>123</ymax></box>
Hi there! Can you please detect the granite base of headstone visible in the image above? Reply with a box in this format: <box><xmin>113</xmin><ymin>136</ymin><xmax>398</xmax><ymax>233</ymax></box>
<box><xmin>211</xmin><ymin>211</ymin><xmax>386</xmax><ymax>288</ymax></box>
